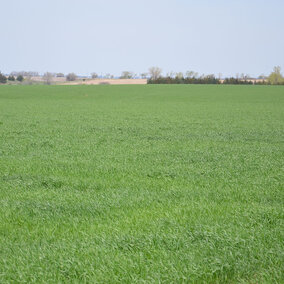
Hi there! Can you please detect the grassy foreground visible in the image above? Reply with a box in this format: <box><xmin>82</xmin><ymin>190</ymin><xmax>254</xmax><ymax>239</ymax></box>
<box><xmin>0</xmin><ymin>85</ymin><xmax>283</xmax><ymax>283</ymax></box>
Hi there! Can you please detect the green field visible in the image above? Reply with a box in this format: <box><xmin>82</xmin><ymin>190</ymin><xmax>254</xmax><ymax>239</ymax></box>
<box><xmin>0</xmin><ymin>85</ymin><xmax>283</xmax><ymax>283</ymax></box>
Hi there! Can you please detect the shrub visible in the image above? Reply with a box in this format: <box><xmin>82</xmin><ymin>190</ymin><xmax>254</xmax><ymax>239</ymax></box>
<box><xmin>16</xmin><ymin>75</ymin><xmax>24</xmax><ymax>82</ymax></box>
<box><xmin>8</xmin><ymin>75</ymin><xmax>15</xmax><ymax>81</ymax></box>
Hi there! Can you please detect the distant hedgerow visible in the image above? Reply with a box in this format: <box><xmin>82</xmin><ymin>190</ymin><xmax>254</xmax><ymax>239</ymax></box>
<box><xmin>148</xmin><ymin>76</ymin><xmax>221</xmax><ymax>85</ymax></box>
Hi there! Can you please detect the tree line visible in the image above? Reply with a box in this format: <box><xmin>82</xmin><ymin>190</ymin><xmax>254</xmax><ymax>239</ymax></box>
<box><xmin>0</xmin><ymin>74</ymin><xmax>24</xmax><ymax>84</ymax></box>
<box><xmin>0</xmin><ymin>66</ymin><xmax>284</xmax><ymax>85</ymax></box>
<box><xmin>148</xmin><ymin>66</ymin><xmax>284</xmax><ymax>85</ymax></box>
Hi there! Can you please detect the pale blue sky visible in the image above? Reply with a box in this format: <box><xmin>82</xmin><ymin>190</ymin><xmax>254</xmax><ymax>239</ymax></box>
<box><xmin>1</xmin><ymin>0</ymin><xmax>284</xmax><ymax>77</ymax></box>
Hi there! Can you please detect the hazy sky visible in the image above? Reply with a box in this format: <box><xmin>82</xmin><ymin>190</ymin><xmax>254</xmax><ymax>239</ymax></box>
<box><xmin>1</xmin><ymin>0</ymin><xmax>284</xmax><ymax>77</ymax></box>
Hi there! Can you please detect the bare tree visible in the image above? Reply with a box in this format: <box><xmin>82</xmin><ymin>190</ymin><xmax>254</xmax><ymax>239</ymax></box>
<box><xmin>148</xmin><ymin>67</ymin><xmax>162</xmax><ymax>80</ymax></box>
<box><xmin>258</xmin><ymin>74</ymin><xmax>266</xmax><ymax>79</ymax></box>
<box><xmin>186</xmin><ymin>71</ymin><xmax>198</xmax><ymax>78</ymax></box>
<box><xmin>28</xmin><ymin>71</ymin><xmax>39</xmax><ymax>77</ymax></box>
<box><xmin>91</xmin><ymin>72</ymin><xmax>98</xmax><ymax>79</ymax></box>
<box><xmin>140</xmin><ymin>73</ymin><xmax>148</xmax><ymax>79</ymax></box>
<box><xmin>120</xmin><ymin>71</ymin><xmax>134</xmax><ymax>79</ymax></box>
<box><xmin>166</xmin><ymin>71</ymin><xmax>175</xmax><ymax>78</ymax></box>
<box><xmin>10</xmin><ymin>71</ymin><xmax>38</xmax><ymax>77</ymax></box>
<box><xmin>268</xmin><ymin>66</ymin><xmax>284</xmax><ymax>84</ymax></box>
<box><xmin>104</xmin><ymin>73</ymin><xmax>112</xmax><ymax>79</ymax></box>
<box><xmin>43</xmin><ymin>72</ymin><xmax>54</xmax><ymax>85</ymax></box>
<box><xmin>23</xmin><ymin>75</ymin><xmax>33</xmax><ymax>85</ymax></box>
<box><xmin>175</xmin><ymin>72</ymin><xmax>184</xmax><ymax>79</ymax></box>
<box><xmin>66</xmin><ymin>73</ymin><xmax>77</xmax><ymax>81</ymax></box>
